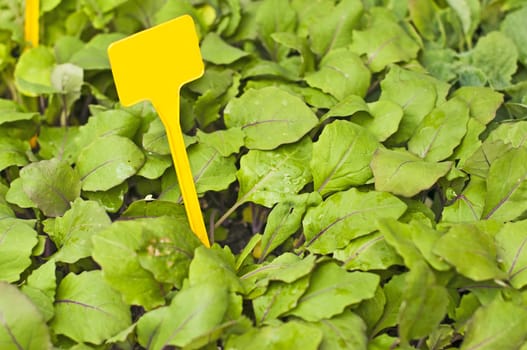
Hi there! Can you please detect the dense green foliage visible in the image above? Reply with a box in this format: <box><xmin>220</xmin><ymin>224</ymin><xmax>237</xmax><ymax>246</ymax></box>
<box><xmin>1</xmin><ymin>0</ymin><xmax>527</xmax><ymax>349</ymax></box>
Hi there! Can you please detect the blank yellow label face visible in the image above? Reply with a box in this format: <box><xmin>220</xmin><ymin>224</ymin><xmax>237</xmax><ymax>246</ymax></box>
<box><xmin>108</xmin><ymin>15</ymin><xmax>204</xmax><ymax>107</ymax></box>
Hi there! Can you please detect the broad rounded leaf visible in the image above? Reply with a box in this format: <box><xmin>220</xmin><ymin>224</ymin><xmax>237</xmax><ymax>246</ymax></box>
<box><xmin>315</xmin><ymin>311</ymin><xmax>368</xmax><ymax>350</ymax></box>
<box><xmin>92</xmin><ymin>217</ymin><xmax>200</xmax><ymax>309</ymax></box>
<box><xmin>501</xmin><ymin>6</ymin><xmax>527</xmax><ymax>66</ymax></box>
<box><xmin>433</xmin><ymin>221</ymin><xmax>505</xmax><ymax>281</ymax></box>
<box><xmin>224</xmin><ymin>86</ymin><xmax>318</xmax><ymax>150</ymax></box>
<box><xmin>483</xmin><ymin>147</ymin><xmax>527</xmax><ymax>221</ymax></box>
<box><xmin>20</xmin><ymin>158</ymin><xmax>81</xmax><ymax>217</ymax></box>
<box><xmin>14</xmin><ymin>47</ymin><xmax>56</xmax><ymax>96</ymax></box>
<box><xmin>496</xmin><ymin>220</ymin><xmax>527</xmax><ymax>289</ymax></box>
<box><xmin>461</xmin><ymin>297</ymin><xmax>527</xmax><ymax>350</ymax></box>
<box><xmin>371</xmin><ymin>148</ymin><xmax>452</xmax><ymax>197</ymax></box>
<box><xmin>305</xmin><ymin>48</ymin><xmax>371</xmax><ymax>100</ymax></box>
<box><xmin>138</xmin><ymin>283</ymin><xmax>230</xmax><ymax>349</ymax></box>
<box><xmin>77</xmin><ymin>135</ymin><xmax>145</xmax><ymax>191</ymax></box>
<box><xmin>311</xmin><ymin>120</ymin><xmax>379</xmax><ymax>196</ymax></box>
<box><xmin>350</xmin><ymin>14</ymin><xmax>420</xmax><ymax>72</ymax></box>
<box><xmin>46</xmin><ymin>199</ymin><xmax>111</xmax><ymax>263</ymax></box>
<box><xmin>408</xmin><ymin>98</ymin><xmax>470</xmax><ymax>162</ymax></box>
<box><xmin>52</xmin><ymin>271</ymin><xmax>131</xmax><ymax>344</ymax></box>
<box><xmin>236</xmin><ymin>138</ymin><xmax>312</xmax><ymax>208</ymax></box>
<box><xmin>201</xmin><ymin>32</ymin><xmax>249</xmax><ymax>64</ymax></box>
<box><xmin>225</xmin><ymin>321</ymin><xmax>323</xmax><ymax>350</ymax></box>
<box><xmin>287</xmin><ymin>262</ymin><xmax>379</xmax><ymax>321</ymax></box>
<box><xmin>303</xmin><ymin>188</ymin><xmax>407</xmax><ymax>254</ymax></box>
<box><xmin>0</xmin><ymin>282</ymin><xmax>52</xmax><ymax>349</ymax></box>
<box><xmin>0</xmin><ymin>220</ymin><xmax>38</xmax><ymax>282</ymax></box>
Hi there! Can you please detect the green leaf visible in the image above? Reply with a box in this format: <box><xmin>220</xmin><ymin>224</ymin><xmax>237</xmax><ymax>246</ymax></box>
<box><xmin>305</xmin><ymin>48</ymin><xmax>371</xmax><ymax>100</ymax></box>
<box><xmin>355</xmin><ymin>286</ymin><xmax>386</xmax><ymax>334</ymax></box>
<box><xmin>225</xmin><ymin>321</ymin><xmax>323</xmax><ymax>350</ymax></box>
<box><xmin>0</xmin><ymin>282</ymin><xmax>52</xmax><ymax>349</ymax></box>
<box><xmin>378</xmin><ymin>219</ymin><xmax>426</xmax><ymax>269</ymax></box>
<box><xmin>76</xmin><ymin>135</ymin><xmax>145</xmax><ymax>192</ymax></box>
<box><xmin>311</xmin><ymin>120</ymin><xmax>379</xmax><ymax>196</ymax></box>
<box><xmin>287</xmin><ymin>262</ymin><xmax>379</xmax><ymax>321</ymax></box>
<box><xmin>461</xmin><ymin>297</ymin><xmax>527</xmax><ymax>350</ymax></box>
<box><xmin>83</xmin><ymin>182</ymin><xmax>128</xmax><ymax>213</ymax></box>
<box><xmin>482</xmin><ymin>147</ymin><xmax>527</xmax><ymax>221</ymax></box>
<box><xmin>253</xmin><ymin>276</ymin><xmax>310</xmax><ymax>325</ymax></box>
<box><xmin>451</xmin><ymin>86</ymin><xmax>503</xmax><ymax>125</ymax></box>
<box><xmin>501</xmin><ymin>6</ymin><xmax>527</xmax><ymax>66</ymax></box>
<box><xmin>351</xmin><ymin>100</ymin><xmax>404</xmax><ymax>142</ymax></box>
<box><xmin>236</xmin><ymin>137</ymin><xmax>312</xmax><ymax>208</ymax></box>
<box><xmin>142</xmin><ymin>117</ymin><xmax>170</xmax><ymax>155</ymax></box>
<box><xmin>316</xmin><ymin>311</ymin><xmax>368</xmax><ymax>350</ymax></box>
<box><xmin>334</xmin><ymin>231</ymin><xmax>403</xmax><ymax>271</ymax></box>
<box><xmin>138</xmin><ymin>283</ymin><xmax>230</xmax><ymax>349</ymax></box>
<box><xmin>487</xmin><ymin>121</ymin><xmax>527</xmax><ymax>148</ymax></box>
<box><xmin>37</xmin><ymin>126</ymin><xmax>80</xmax><ymax>164</ymax></box>
<box><xmin>303</xmin><ymin>188</ymin><xmax>406</xmax><ymax>254</ymax></box>
<box><xmin>92</xmin><ymin>217</ymin><xmax>200</xmax><ymax>309</ymax></box>
<box><xmin>322</xmin><ymin>94</ymin><xmax>369</xmax><ymax>121</ymax></box>
<box><xmin>308</xmin><ymin>0</ymin><xmax>363</xmax><ymax>56</ymax></box>
<box><xmin>196</xmin><ymin>128</ymin><xmax>245</xmax><ymax>157</ymax></box>
<box><xmin>350</xmin><ymin>11</ymin><xmax>420</xmax><ymax>72</ymax></box>
<box><xmin>45</xmin><ymin>199</ymin><xmax>111</xmax><ymax>263</ymax></box>
<box><xmin>260</xmin><ymin>192</ymin><xmax>322</xmax><ymax>259</ymax></box>
<box><xmin>201</xmin><ymin>32</ymin><xmax>249</xmax><ymax>65</ymax></box>
<box><xmin>20</xmin><ymin>158</ymin><xmax>81</xmax><ymax>217</ymax></box>
<box><xmin>0</xmin><ymin>138</ymin><xmax>29</xmax><ymax>171</ymax></box>
<box><xmin>241</xmin><ymin>253</ymin><xmax>317</xmax><ymax>297</ymax></box>
<box><xmin>371</xmin><ymin>274</ymin><xmax>406</xmax><ymax>336</ymax></box>
<box><xmin>442</xmin><ymin>176</ymin><xmax>486</xmax><ymax>223</ymax></box>
<box><xmin>398</xmin><ymin>262</ymin><xmax>450</xmax><ymax>345</ymax></box>
<box><xmin>371</xmin><ymin>148</ymin><xmax>453</xmax><ymax>197</ymax></box>
<box><xmin>495</xmin><ymin>220</ymin><xmax>527</xmax><ymax>289</ymax></box>
<box><xmin>189</xmin><ymin>246</ymin><xmax>245</xmax><ymax>293</ymax></box>
<box><xmin>255</xmin><ymin>0</ymin><xmax>296</xmax><ymax>61</ymax></box>
<box><xmin>21</xmin><ymin>260</ymin><xmax>56</xmax><ymax>322</ymax></box>
<box><xmin>408</xmin><ymin>97</ymin><xmax>470</xmax><ymax>162</ymax></box>
<box><xmin>468</xmin><ymin>31</ymin><xmax>518</xmax><ymax>90</ymax></box>
<box><xmin>14</xmin><ymin>46</ymin><xmax>56</xmax><ymax>96</ymax></box>
<box><xmin>52</xmin><ymin>271</ymin><xmax>131</xmax><ymax>345</ymax></box>
<box><xmin>380</xmin><ymin>66</ymin><xmax>449</xmax><ymax>144</ymax></box>
<box><xmin>70</xmin><ymin>33</ymin><xmax>126</xmax><ymax>70</ymax></box>
<box><xmin>224</xmin><ymin>86</ymin><xmax>318</xmax><ymax>150</ymax></box>
<box><xmin>136</xmin><ymin>152</ymin><xmax>171</xmax><ymax>180</ymax></box>
<box><xmin>5</xmin><ymin>178</ymin><xmax>35</xmax><ymax>209</ymax></box>
<box><xmin>0</xmin><ymin>220</ymin><xmax>38</xmax><ymax>282</ymax></box>
<box><xmin>433</xmin><ymin>221</ymin><xmax>506</xmax><ymax>281</ymax></box>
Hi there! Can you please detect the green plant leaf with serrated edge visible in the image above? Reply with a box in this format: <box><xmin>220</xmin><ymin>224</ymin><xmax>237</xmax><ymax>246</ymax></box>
<box><xmin>51</xmin><ymin>271</ymin><xmax>131</xmax><ymax>345</ymax></box>
<box><xmin>303</xmin><ymin>188</ymin><xmax>407</xmax><ymax>254</ymax></box>
<box><xmin>287</xmin><ymin>261</ymin><xmax>379</xmax><ymax>321</ymax></box>
<box><xmin>0</xmin><ymin>282</ymin><xmax>52</xmax><ymax>349</ymax></box>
